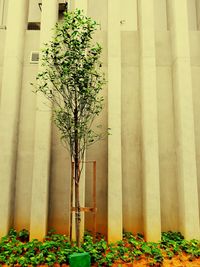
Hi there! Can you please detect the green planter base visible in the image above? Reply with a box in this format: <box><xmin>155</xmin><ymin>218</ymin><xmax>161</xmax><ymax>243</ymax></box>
<box><xmin>69</xmin><ymin>252</ymin><xmax>91</xmax><ymax>267</ymax></box>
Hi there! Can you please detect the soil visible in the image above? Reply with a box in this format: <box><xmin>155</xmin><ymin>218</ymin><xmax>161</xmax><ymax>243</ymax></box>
<box><xmin>93</xmin><ymin>253</ymin><xmax>200</xmax><ymax>267</ymax></box>
<box><xmin>111</xmin><ymin>254</ymin><xmax>200</xmax><ymax>267</ymax></box>
<box><xmin>132</xmin><ymin>257</ymin><xmax>200</xmax><ymax>267</ymax></box>
<box><xmin>39</xmin><ymin>258</ymin><xmax>200</xmax><ymax>267</ymax></box>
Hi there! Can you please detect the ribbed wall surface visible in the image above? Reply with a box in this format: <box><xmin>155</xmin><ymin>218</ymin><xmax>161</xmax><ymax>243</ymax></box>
<box><xmin>0</xmin><ymin>0</ymin><xmax>200</xmax><ymax>241</ymax></box>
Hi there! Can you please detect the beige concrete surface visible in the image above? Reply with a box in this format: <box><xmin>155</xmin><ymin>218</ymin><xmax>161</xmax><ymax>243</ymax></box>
<box><xmin>187</xmin><ymin>0</ymin><xmax>197</xmax><ymax>30</ymax></box>
<box><xmin>0</xmin><ymin>0</ymin><xmax>29</xmax><ymax>238</ymax></box>
<box><xmin>85</xmin><ymin>31</ymin><xmax>108</xmax><ymax>236</ymax></box>
<box><xmin>28</xmin><ymin>0</ymin><xmax>41</xmax><ymax>23</ymax></box>
<box><xmin>120</xmin><ymin>0</ymin><xmax>138</xmax><ymax>31</ymax></box>
<box><xmin>192</xmin><ymin>66</ymin><xmax>200</xmax><ymax>220</ymax></box>
<box><xmin>29</xmin><ymin>0</ymin><xmax>58</xmax><ymax>240</ymax></box>
<box><xmin>0</xmin><ymin>0</ymin><xmax>8</xmax><ymax>27</ymax></box>
<box><xmin>14</xmin><ymin>31</ymin><xmax>40</xmax><ymax>231</ymax></box>
<box><xmin>138</xmin><ymin>0</ymin><xmax>161</xmax><ymax>241</ymax></box>
<box><xmin>168</xmin><ymin>0</ymin><xmax>200</xmax><ymax>239</ymax></box>
<box><xmin>154</xmin><ymin>0</ymin><xmax>167</xmax><ymax>30</ymax></box>
<box><xmin>107</xmin><ymin>0</ymin><xmax>123</xmax><ymax>242</ymax></box>
<box><xmin>48</xmin><ymin>124</ymin><xmax>71</xmax><ymax>235</ymax></box>
<box><xmin>157</xmin><ymin>66</ymin><xmax>179</xmax><ymax>231</ymax></box>
<box><xmin>0</xmin><ymin>31</ymin><xmax>5</xmax><ymax>95</ymax></box>
<box><xmin>0</xmin><ymin>0</ymin><xmax>199</xmax><ymax>241</ymax></box>
<box><xmin>196</xmin><ymin>0</ymin><xmax>200</xmax><ymax>30</ymax></box>
<box><xmin>190</xmin><ymin>31</ymin><xmax>200</xmax><ymax>218</ymax></box>
<box><xmin>88</xmin><ymin>0</ymin><xmax>107</xmax><ymax>31</ymax></box>
<box><xmin>70</xmin><ymin>0</ymin><xmax>87</xmax><ymax>12</ymax></box>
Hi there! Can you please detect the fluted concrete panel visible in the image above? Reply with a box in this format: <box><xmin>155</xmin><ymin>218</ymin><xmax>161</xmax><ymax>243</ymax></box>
<box><xmin>0</xmin><ymin>0</ymin><xmax>8</xmax><ymax>28</ymax></box>
<box><xmin>30</xmin><ymin>0</ymin><xmax>58</xmax><ymax>240</ymax></box>
<box><xmin>14</xmin><ymin>31</ymin><xmax>40</xmax><ymax>231</ymax></box>
<box><xmin>107</xmin><ymin>0</ymin><xmax>123</xmax><ymax>242</ymax></box>
<box><xmin>157</xmin><ymin>66</ymin><xmax>179</xmax><ymax>231</ymax></box>
<box><xmin>191</xmin><ymin>66</ymin><xmax>200</xmax><ymax>218</ymax></box>
<box><xmin>0</xmin><ymin>0</ymin><xmax>199</xmax><ymax>241</ymax></box>
<box><xmin>48</xmin><ymin>124</ymin><xmax>71</xmax><ymax>235</ymax></box>
<box><xmin>196</xmin><ymin>0</ymin><xmax>200</xmax><ymax>30</ymax></box>
<box><xmin>70</xmin><ymin>0</ymin><xmax>88</xmax><ymax>12</ymax></box>
<box><xmin>168</xmin><ymin>0</ymin><xmax>200</xmax><ymax>239</ymax></box>
<box><xmin>154</xmin><ymin>0</ymin><xmax>167</xmax><ymax>30</ymax></box>
<box><xmin>187</xmin><ymin>0</ymin><xmax>197</xmax><ymax>30</ymax></box>
<box><xmin>88</xmin><ymin>0</ymin><xmax>107</xmax><ymax>31</ymax></box>
<box><xmin>120</xmin><ymin>0</ymin><xmax>138</xmax><ymax>31</ymax></box>
<box><xmin>85</xmin><ymin>32</ymin><xmax>108</xmax><ymax>237</ymax></box>
<box><xmin>138</xmin><ymin>0</ymin><xmax>161</xmax><ymax>241</ymax></box>
<box><xmin>0</xmin><ymin>31</ymin><xmax>5</xmax><ymax>95</ymax></box>
<box><xmin>0</xmin><ymin>0</ymin><xmax>29</xmax><ymax>237</ymax></box>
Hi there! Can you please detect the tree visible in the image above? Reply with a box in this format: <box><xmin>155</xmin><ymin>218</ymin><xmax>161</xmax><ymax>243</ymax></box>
<box><xmin>33</xmin><ymin>10</ymin><xmax>106</xmax><ymax>247</ymax></box>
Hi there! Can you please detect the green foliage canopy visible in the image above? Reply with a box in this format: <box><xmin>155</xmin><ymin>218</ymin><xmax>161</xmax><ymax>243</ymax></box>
<box><xmin>34</xmin><ymin>9</ymin><xmax>105</xmax><ymax>161</ymax></box>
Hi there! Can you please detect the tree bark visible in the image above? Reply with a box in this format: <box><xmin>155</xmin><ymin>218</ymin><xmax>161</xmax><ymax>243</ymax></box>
<box><xmin>74</xmin><ymin>96</ymin><xmax>81</xmax><ymax>247</ymax></box>
<box><xmin>69</xmin><ymin>160</ymin><xmax>74</xmax><ymax>242</ymax></box>
<box><xmin>75</xmin><ymin>173</ymin><xmax>80</xmax><ymax>247</ymax></box>
<box><xmin>74</xmin><ymin>136</ymin><xmax>81</xmax><ymax>247</ymax></box>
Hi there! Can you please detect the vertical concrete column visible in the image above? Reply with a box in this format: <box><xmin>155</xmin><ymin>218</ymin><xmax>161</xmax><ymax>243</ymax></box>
<box><xmin>107</xmin><ymin>0</ymin><xmax>123</xmax><ymax>242</ymax></box>
<box><xmin>0</xmin><ymin>0</ymin><xmax>4</xmax><ymax>26</ymax></box>
<box><xmin>167</xmin><ymin>0</ymin><xmax>200</xmax><ymax>239</ymax></box>
<box><xmin>0</xmin><ymin>0</ymin><xmax>29</xmax><ymax>237</ymax></box>
<box><xmin>70</xmin><ymin>0</ymin><xmax>87</xmax><ymax>241</ymax></box>
<box><xmin>138</xmin><ymin>0</ymin><xmax>161</xmax><ymax>241</ymax></box>
<box><xmin>70</xmin><ymin>0</ymin><xmax>88</xmax><ymax>11</ymax></box>
<box><xmin>30</xmin><ymin>0</ymin><xmax>58</xmax><ymax>240</ymax></box>
<box><xmin>196</xmin><ymin>0</ymin><xmax>200</xmax><ymax>30</ymax></box>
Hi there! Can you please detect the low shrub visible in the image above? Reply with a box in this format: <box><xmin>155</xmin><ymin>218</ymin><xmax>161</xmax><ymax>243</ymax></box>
<box><xmin>0</xmin><ymin>229</ymin><xmax>199</xmax><ymax>266</ymax></box>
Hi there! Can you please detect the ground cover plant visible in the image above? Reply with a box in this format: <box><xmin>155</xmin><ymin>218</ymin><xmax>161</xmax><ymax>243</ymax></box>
<box><xmin>0</xmin><ymin>229</ymin><xmax>199</xmax><ymax>266</ymax></box>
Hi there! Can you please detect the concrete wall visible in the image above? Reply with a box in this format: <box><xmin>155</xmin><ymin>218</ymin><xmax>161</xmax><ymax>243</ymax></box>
<box><xmin>0</xmin><ymin>0</ymin><xmax>200</xmax><ymax>241</ymax></box>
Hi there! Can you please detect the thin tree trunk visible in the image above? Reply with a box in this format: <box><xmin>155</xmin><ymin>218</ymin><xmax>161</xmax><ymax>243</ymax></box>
<box><xmin>69</xmin><ymin>160</ymin><xmax>74</xmax><ymax>242</ymax></box>
<box><xmin>75</xmin><ymin>175</ymin><xmax>80</xmax><ymax>247</ymax></box>
<box><xmin>74</xmin><ymin>138</ymin><xmax>81</xmax><ymax>247</ymax></box>
<box><xmin>74</xmin><ymin>94</ymin><xmax>81</xmax><ymax>247</ymax></box>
